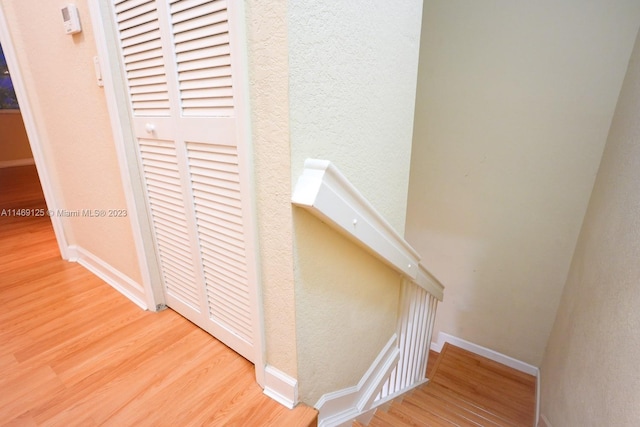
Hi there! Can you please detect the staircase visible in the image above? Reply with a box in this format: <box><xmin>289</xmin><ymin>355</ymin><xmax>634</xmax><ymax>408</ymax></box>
<box><xmin>355</xmin><ymin>343</ymin><xmax>536</xmax><ymax>426</ymax></box>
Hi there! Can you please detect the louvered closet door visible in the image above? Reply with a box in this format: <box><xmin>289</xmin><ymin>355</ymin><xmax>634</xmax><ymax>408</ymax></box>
<box><xmin>112</xmin><ymin>0</ymin><xmax>258</xmax><ymax>363</ymax></box>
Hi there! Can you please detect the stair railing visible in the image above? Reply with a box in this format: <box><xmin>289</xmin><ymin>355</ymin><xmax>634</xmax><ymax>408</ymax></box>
<box><xmin>379</xmin><ymin>265</ymin><xmax>442</xmax><ymax>402</ymax></box>
<box><xmin>292</xmin><ymin>159</ymin><xmax>444</xmax><ymax>424</ymax></box>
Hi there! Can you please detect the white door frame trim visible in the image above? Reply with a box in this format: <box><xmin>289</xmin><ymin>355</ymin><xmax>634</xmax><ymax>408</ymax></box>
<box><xmin>226</xmin><ymin>0</ymin><xmax>267</xmax><ymax>387</ymax></box>
<box><xmin>0</xmin><ymin>4</ymin><xmax>69</xmax><ymax>259</ymax></box>
<box><xmin>87</xmin><ymin>0</ymin><xmax>165</xmax><ymax>311</ymax></box>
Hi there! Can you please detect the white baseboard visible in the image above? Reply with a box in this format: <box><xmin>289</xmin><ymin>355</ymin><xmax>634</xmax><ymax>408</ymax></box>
<box><xmin>539</xmin><ymin>413</ymin><xmax>552</xmax><ymax>427</ymax></box>
<box><xmin>315</xmin><ymin>334</ymin><xmax>400</xmax><ymax>427</ymax></box>
<box><xmin>263</xmin><ymin>365</ymin><xmax>298</xmax><ymax>409</ymax></box>
<box><xmin>430</xmin><ymin>332</ymin><xmax>539</xmax><ymax>376</ymax></box>
<box><xmin>66</xmin><ymin>245</ymin><xmax>148</xmax><ymax>310</ymax></box>
<box><xmin>0</xmin><ymin>158</ymin><xmax>35</xmax><ymax>168</ymax></box>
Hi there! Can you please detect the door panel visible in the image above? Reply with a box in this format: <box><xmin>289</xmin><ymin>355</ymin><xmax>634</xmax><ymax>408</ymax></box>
<box><xmin>111</xmin><ymin>0</ymin><xmax>257</xmax><ymax>363</ymax></box>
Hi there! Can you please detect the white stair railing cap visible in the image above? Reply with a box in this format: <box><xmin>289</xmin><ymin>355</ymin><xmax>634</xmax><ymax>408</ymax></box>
<box><xmin>292</xmin><ymin>158</ymin><xmax>444</xmax><ymax>300</ymax></box>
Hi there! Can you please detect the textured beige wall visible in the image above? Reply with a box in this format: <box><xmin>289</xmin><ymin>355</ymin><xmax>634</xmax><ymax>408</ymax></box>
<box><xmin>0</xmin><ymin>112</ymin><xmax>31</xmax><ymax>162</ymax></box>
<box><xmin>1</xmin><ymin>0</ymin><xmax>142</xmax><ymax>284</ymax></box>
<box><xmin>288</xmin><ymin>1</ymin><xmax>422</xmax><ymax>404</ymax></box>
<box><xmin>406</xmin><ymin>0</ymin><xmax>640</xmax><ymax>366</ymax></box>
<box><xmin>293</xmin><ymin>211</ymin><xmax>400</xmax><ymax>404</ymax></box>
<box><xmin>288</xmin><ymin>1</ymin><xmax>421</xmax><ymax>234</ymax></box>
<box><xmin>244</xmin><ymin>0</ymin><xmax>298</xmax><ymax>377</ymax></box>
<box><xmin>540</xmin><ymin>28</ymin><xmax>640</xmax><ymax>426</ymax></box>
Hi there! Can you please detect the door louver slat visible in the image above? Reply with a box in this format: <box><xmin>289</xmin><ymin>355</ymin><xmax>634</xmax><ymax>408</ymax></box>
<box><xmin>119</xmin><ymin>20</ymin><xmax>159</xmax><ymax>40</ymax></box>
<box><xmin>208</xmin><ymin>298</ymin><xmax>252</xmax><ymax>340</ymax></box>
<box><xmin>158</xmin><ymin>248</ymin><xmax>197</xmax><ymax>277</ymax></box>
<box><xmin>139</xmin><ymin>151</ymin><xmax>180</xmax><ymax>173</ymax></box>
<box><xmin>177</xmin><ymin>66</ymin><xmax>231</xmax><ymax>82</ymax></box>
<box><xmin>175</xmin><ymin>33</ymin><xmax>229</xmax><ymax>54</ymax></box>
<box><xmin>152</xmin><ymin>209</ymin><xmax>190</xmax><ymax>230</ymax></box>
<box><xmin>171</xmin><ymin>0</ymin><xmax>226</xmax><ymax>15</ymax></box>
<box><xmin>157</xmin><ymin>241</ymin><xmax>198</xmax><ymax>269</ymax></box>
<box><xmin>196</xmin><ymin>218</ymin><xmax>243</xmax><ymax>243</ymax></box>
<box><xmin>192</xmin><ymin>188</ymin><xmax>240</xmax><ymax>209</ymax></box>
<box><xmin>172</xmin><ymin>23</ymin><xmax>228</xmax><ymax>45</ymax></box>
<box><xmin>202</xmin><ymin>260</ymin><xmax>246</xmax><ymax>287</ymax></box>
<box><xmin>131</xmin><ymin>92</ymin><xmax>171</xmax><ymax>103</ymax></box>
<box><xmin>153</xmin><ymin>215</ymin><xmax>189</xmax><ymax>236</ymax></box>
<box><xmin>172</xmin><ymin>6</ymin><xmax>227</xmax><ymax>29</ymax></box>
<box><xmin>125</xmin><ymin>56</ymin><xmax>165</xmax><ymax>72</ymax></box>
<box><xmin>145</xmin><ymin>175</ymin><xmax>182</xmax><ymax>190</ymax></box>
<box><xmin>181</xmin><ymin>87</ymin><xmax>233</xmax><ymax>100</ymax></box>
<box><xmin>193</xmin><ymin>194</ymin><xmax>241</xmax><ymax>218</ymax></box>
<box><xmin>170</xmin><ymin>0</ymin><xmax>217</xmax><ymax>13</ymax></box>
<box><xmin>207</xmin><ymin>292</ymin><xmax>251</xmax><ymax>327</ymax></box>
<box><xmin>201</xmin><ymin>265</ymin><xmax>249</xmax><ymax>303</ymax></box>
<box><xmin>192</xmin><ymin>181</ymin><xmax>239</xmax><ymax>200</ymax></box>
<box><xmin>120</xmin><ymin>28</ymin><xmax>161</xmax><ymax>49</ymax></box>
<box><xmin>207</xmin><ymin>295</ymin><xmax>252</xmax><ymax>334</ymax></box>
<box><xmin>115</xmin><ymin>0</ymin><xmax>150</xmax><ymax>13</ymax></box>
<box><xmin>116</xmin><ymin>0</ymin><xmax>156</xmax><ymax>23</ymax></box>
<box><xmin>122</xmin><ymin>41</ymin><xmax>161</xmax><ymax>58</ymax></box>
<box><xmin>124</xmin><ymin>49</ymin><xmax>165</xmax><ymax>67</ymax></box>
<box><xmin>126</xmin><ymin>65</ymin><xmax>166</xmax><ymax>80</ymax></box>
<box><xmin>191</xmin><ymin>204</ymin><xmax>242</xmax><ymax>226</ymax></box>
<box><xmin>198</xmin><ymin>229</ymin><xmax>245</xmax><ymax>257</ymax></box>
<box><xmin>176</xmin><ymin>44</ymin><xmax>230</xmax><ymax>64</ymax></box>
<box><xmin>146</xmin><ymin>184</ymin><xmax>184</xmax><ymax>202</ymax></box>
<box><xmin>179</xmin><ymin>76</ymin><xmax>232</xmax><ymax>92</ymax></box>
<box><xmin>189</xmin><ymin>155</ymin><xmax>238</xmax><ymax>171</ymax></box>
<box><xmin>163</xmin><ymin>272</ymin><xmax>200</xmax><ymax>304</ymax></box>
<box><xmin>199</xmin><ymin>241</ymin><xmax>247</xmax><ymax>274</ymax></box>
<box><xmin>176</xmin><ymin>54</ymin><xmax>231</xmax><ymax>73</ymax></box>
<box><xmin>132</xmin><ymin>102</ymin><xmax>171</xmax><ymax>116</ymax></box>
<box><xmin>128</xmin><ymin>74</ymin><xmax>167</xmax><ymax>87</ymax></box>
<box><xmin>146</xmin><ymin>184</ymin><xmax>182</xmax><ymax>199</ymax></box>
<box><xmin>117</xmin><ymin>10</ymin><xmax>157</xmax><ymax>31</ymax></box>
<box><xmin>208</xmin><ymin>295</ymin><xmax>251</xmax><ymax>330</ymax></box>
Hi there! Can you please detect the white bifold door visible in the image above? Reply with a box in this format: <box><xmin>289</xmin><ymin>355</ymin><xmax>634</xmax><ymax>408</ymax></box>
<box><xmin>110</xmin><ymin>0</ymin><xmax>259</xmax><ymax>363</ymax></box>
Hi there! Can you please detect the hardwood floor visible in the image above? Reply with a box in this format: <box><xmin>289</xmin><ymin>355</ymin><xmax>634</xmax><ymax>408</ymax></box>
<box><xmin>0</xmin><ymin>165</ymin><xmax>317</xmax><ymax>426</ymax></box>
<box><xmin>361</xmin><ymin>344</ymin><xmax>536</xmax><ymax>426</ymax></box>
<box><xmin>3</xmin><ymin>165</ymin><xmax>535</xmax><ymax>426</ymax></box>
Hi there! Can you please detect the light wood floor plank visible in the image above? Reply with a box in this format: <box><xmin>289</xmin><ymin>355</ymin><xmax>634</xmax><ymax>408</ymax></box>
<box><xmin>2</xmin><ymin>411</ymin><xmax>39</xmax><ymax>427</ymax></box>
<box><xmin>388</xmin><ymin>401</ymin><xmax>456</xmax><ymax>427</ymax></box>
<box><xmin>13</xmin><ymin>299</ymin><xmax>144</xmax><ymax>364</ymax></box>
<box><xmin>413</xmin><ymin>384</ymin><xmax>509</xmax><ymax>426</ymax></box>
<box><xmin>402</xmin><ymin>391</ymin><xmax>487</xmax><ymax>426</ymax></box>
<box><xmin>0</xmin><ymin>364</ymin><xmax>66</xmax><ymax>421</ymax></box>
<box><xmin>99</xmin><ymin>329</ymin><xmax>229</xmax><ymax>425</ymax></box>
<box><xmin>30</xmin><ymin>327</ymin><xmax>172</xmax><ymax>422</ymax></box>
<box><xmin>50</xmin><ymin>312</ymin><xmax>190</xmax><ymax>386</ymax></box>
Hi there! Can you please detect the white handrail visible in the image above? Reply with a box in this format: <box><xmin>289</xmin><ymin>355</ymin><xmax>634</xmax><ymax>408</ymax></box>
<box><xmin>292</xmin><ymin>158</ymin><xmax>443</xmax><ymax>301</ymax></box>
